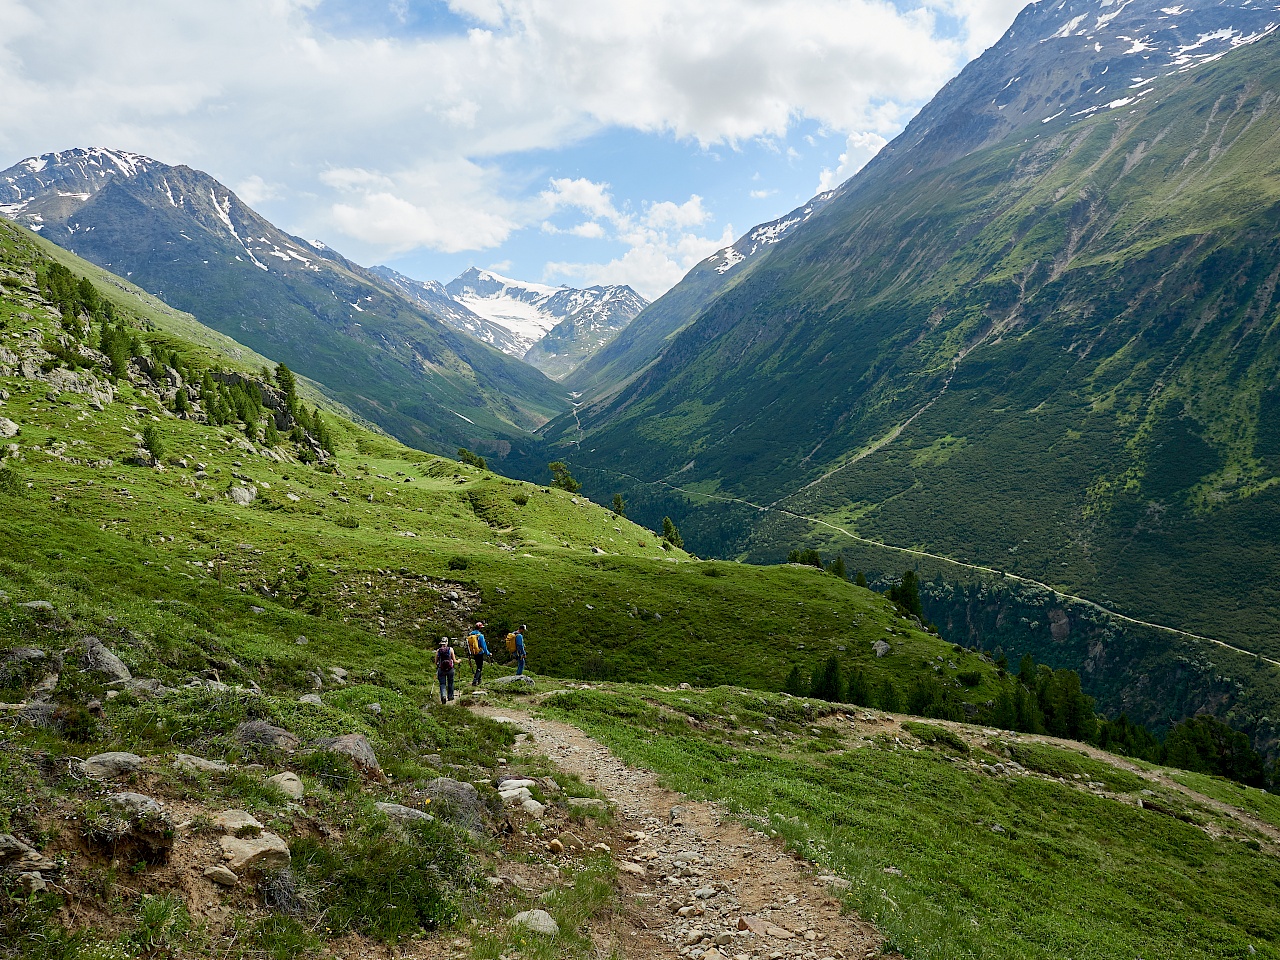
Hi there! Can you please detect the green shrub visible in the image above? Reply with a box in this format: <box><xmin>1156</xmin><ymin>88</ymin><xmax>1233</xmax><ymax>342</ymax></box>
<box><xmin>446</xmin><ymin>556</ymin><xmax>468</xmax><ymax>571</ymax></box>
<box><xmin>291</xmin><ymin>819</ymin><xmax>469</xmax><ymax>941</ymax></box>
<box><xmin>956</xmin><ymin>670</ymin><xmax>983</xmax><ymax>687</ymax></box>
<box><xmin>901</xmin><ymin>720</ymin><xmax>969</xmax><ymax>754</ymax></box>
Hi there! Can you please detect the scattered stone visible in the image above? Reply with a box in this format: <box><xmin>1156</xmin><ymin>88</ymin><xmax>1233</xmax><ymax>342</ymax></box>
<box><xmin>312</xmin><ymin>733</ymin><xmax>383</xmax><ymax>780</ymax></box>
<box><xmin>366</xmin><ymin>702</ymin><xmax>381</xmax><ymax>715</ymax></box>
<box><xmin>265</xmin><ymin>771</ymin><xmax>304</xmax><ymax>800</ymax></box>
<box><xmin>511</xmin><ymin>909</ymin><xmax>559</xmax><ymax>936</ymax></box>
<box><xmin>693</xmin><ymin>886</ymin><xmax>718</xmax><ymax>899</ymax></box>
<box><xmin>220</xmin><ymin>833</ymin><xmax>290</xmax><ymax>872</ymax></box>
<box><xmin>204</xmin><ymin>865</ymin><xmax>239</xmax><ymax>886</ymax></box>
<box><xmin>0</xmin><ymin>834</ymin><xmax>37</xmax><ymax>865</ymax></box>
<box><xmin>19</xmin><ymin>872</ymin><xmax>46</xmax><ymax>894</ymax></box>
<box><xmin>521</xmin><ymin>798</ymin><xmax>546</xmax><ymax>818</ymax></box>
<box><xmin>106</xmin><ymin>792</ymin><xmax>164</xmax><ymax>817</ymax></box>
<box><xmin>214</xmin><ymin>810</ymin><xmax>263</xmax><ymax>834</ymax></box>
<box><xmin>80</xmin><ymin>637</ymin><xmax>132</xmax><ymax>681</ymax></box>
<box><xmin>234</xmin><ymin>720</ymin><xmax>299</xmax><ymax>752</ymax></box>
<box><xmin>567</xmin><ymin>797</ymin><xmax>608</xmax><ymax>811</ymax></box>
<box><xmin>0</xmin><ymin>417</ymin><xmax>18</xmax><ymax>438</ymax></box>
<box><xmin>375</xmin><ymin>802</ymin><xmax>433</xmax><ymax>823</ymax></box>
<box><xmin>556</xmin><ymin>831</ymin><xmax>585</xmax><ymax>852</ymax></box>
<box><xmin>227</xmin><ymin>484</ymin><xmax>257</xmax><ymax>506</ymax></box>
<box><xmin>79</xmin><ymin>751</ymin><xmax>144</xmax><ymax>779</ymax></box>
<box><xmin>619</xmin><ymin>861</ymin><xmax>646</xmax><ymax>877</ymax></box>
<box><xmin>738</xmin><ymin>916</ymin><xmax>769</xmax><ymax>935</ymax></box>
<box><xmin>18</xmin><ymin>600</ymin><xmax>53</xmax><ymax>612</ymax></box>
<box><xmin>873</xmin><ymin>640</ymin><xmax>891</xmax><ymax>657</ymax></box>
<box><xmin>298</xmin><ymin>694</ymin><xmax>322</xmax><ymax>707</ymax></box>
<box><xmin>547</xmin><ymin>838</ymin><xmax>564</xmax><ymax>854</ymax></box>
<box><xmin>489</xmin><ymin>674</ymin><xmax>535</xmax><ymax>688</ymax></box>
<box><xmin>424</xmin><ymin>778</ymin><xmax>486</xmax><ymax>829</ymax></box>
<box><xmin>174</xmin><ymin>754</ymin><xmax>230</xmax><ymax>775</ymax></box>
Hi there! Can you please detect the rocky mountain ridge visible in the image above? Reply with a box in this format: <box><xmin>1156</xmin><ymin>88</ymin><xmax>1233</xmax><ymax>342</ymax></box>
<box><xmin>0</xmin><ymin>148</ymin><xmax>570</xmax><ymax>461</ymax></box>
<box><xmin>373</xmin><ymin>264</ymin><xmax>648</xmax><ymax>379</ymax></box>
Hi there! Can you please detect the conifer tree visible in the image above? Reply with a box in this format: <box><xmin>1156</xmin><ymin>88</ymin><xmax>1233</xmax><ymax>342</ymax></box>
<box><xmin>611</xmin><ymin>493</ymin><xmax>626</xmax><ymax>517</ymax></box>
<box><xmin>661</xmin><ymin>516</ymin><xmax>683</xmax><ymax>549</ymax></box>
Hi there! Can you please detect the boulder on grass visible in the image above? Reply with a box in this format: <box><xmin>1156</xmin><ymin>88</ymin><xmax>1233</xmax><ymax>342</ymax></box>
<box><xmin>511</xmin><ymin>909</ymin><xmax>559</xmax><ymax>936</ymax></box>
<box><xmin>234</xmin><ymin>720</ymin><xmax>300</xmax><ymax>752</ymax></box>
<box><xmin>220</xmin><ymin>833</ymin><xmax>290</xmax><ymax>872</ymax></box>
<box><xmin>79</xmin><ymin>751</ymin><xmax>144</xmax><ymax>779</ymax></box>
<box><xmin>312</xmin><ymin>733</ymin><xmax>383</xmax><ymax>781</ymax></box>
<box><xmin>424</xmin><ymin>778</ymin><xmax>486</xmax><ymax>830</ymax></box>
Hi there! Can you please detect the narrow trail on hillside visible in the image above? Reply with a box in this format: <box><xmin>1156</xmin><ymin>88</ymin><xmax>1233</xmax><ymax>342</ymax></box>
<box><xmin>473</xmin><ymin>703</ymin><xmax>891</xmax><ymax>960</ymax></box>
<box><xmin>571</xmin><ymin>461</ymin><xmax>1280</xmax><ymax>670</ymax></box>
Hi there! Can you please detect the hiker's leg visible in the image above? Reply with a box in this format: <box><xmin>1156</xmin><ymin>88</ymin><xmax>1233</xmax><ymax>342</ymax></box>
<box><xmin>446</xmin><ymin>669</ymin><xmax>454</xmax><ymax>701</ymax></box>
<box><xmin>516</xmin><ymin>656</ymin><xmax>525</xmax><ymax>676</ymax></box>
<box><xmin>438</xmin><ymin>671</ymin><xmax>447</xmax><ymax>703</ymax></box>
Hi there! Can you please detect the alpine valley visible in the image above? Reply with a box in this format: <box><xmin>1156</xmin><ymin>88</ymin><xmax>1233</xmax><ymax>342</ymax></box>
<box><xmin>539</xmin><ymin>0</ymin><xmax>1280</xmax><ymax>748</ymax></box>
<box><xmin>5</xmin><ymin>1</ymin><xmax>1280</xmax><ymax>957</ymax></box>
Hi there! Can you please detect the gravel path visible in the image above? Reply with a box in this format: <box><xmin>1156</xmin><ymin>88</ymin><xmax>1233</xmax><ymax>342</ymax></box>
<box><xmin>475</xmin><ymin>704</ymin><xmax>889</xmax><ymax>960</ymax></box>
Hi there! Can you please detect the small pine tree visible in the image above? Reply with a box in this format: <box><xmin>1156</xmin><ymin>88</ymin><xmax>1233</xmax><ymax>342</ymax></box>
<box><xmin>661</xmin><ymin>516</ymin><xmax>683</xmax><ymax>549</ymax></box>
<box><xmin>611</xmin><ymin>493</ymin><xmax>626</xmax><ymax>517</ymax></box>
<box><xmin>458</xmin><ymin>447</ymin><xmax>487</xmax><ymax>470</ymax></box>
<box><xmin>141</xmin><ymin>424</ymin><xmax>165</xmax><ymax>460</ymax></box>
<box><xmin>783</xmin><ymin>664</ymin><xmax>809</xmax><ymax>697</ymax></box>
<box><xmin>830</xmin><ymin>555</ymin><xmax>847</xmax><ymax>580</ymax></box>
<box><xmin>855</xmin><ymin>570</ymin><xmax>868</xmax><ymax>588</ymax></box>
<box><xmin>548</xmin><ymin>461</ymin><xmax>581</xmax><ymax>493</ymax></box>
<box><xmin>876</xmin><ymin>678</ymin><xmax>902</xmax><ymax>712</ymax></box>
<box><xmin>275</xmin><ymin>363</ymin><xmax>298</xmax><ymax>413</ymax></box>
<box><xmin>845</xmin><ymin>667</ymin><xmax>872</xmax><ymax>706</ymax></box>
<box><xmin>263</xmin><ymin>417</ymin><xmax>280</xmax><ymax>445</ymax></box>
<box><xmin>810</xmin><ymin>656</ymin><xmax>843</xmax><ymax>702</ymax></box>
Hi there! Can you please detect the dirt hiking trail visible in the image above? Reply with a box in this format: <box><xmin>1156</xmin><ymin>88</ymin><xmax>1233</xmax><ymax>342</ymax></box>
<box><xmin>473</xmin><ymin>703</ymin><xmax>892</xmax><ymax>960</ymax></box>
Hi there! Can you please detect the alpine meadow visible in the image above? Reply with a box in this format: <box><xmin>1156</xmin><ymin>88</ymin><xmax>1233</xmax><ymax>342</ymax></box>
<box><xmin>3</xmin><ymin>0</ymin><xmax>1280</xmax><ymax>959</ymax></box>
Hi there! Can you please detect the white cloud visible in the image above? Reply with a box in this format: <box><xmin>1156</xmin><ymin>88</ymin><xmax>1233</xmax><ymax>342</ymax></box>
<box><xmin>0</xmin><ymin>0</ymin><xmax>1024</xmax><ymax>292</ymax></box>
<box><xmin>817</xmin><ymin>131</ymin><xmax>889</xmax><ymax>192</ymax></box>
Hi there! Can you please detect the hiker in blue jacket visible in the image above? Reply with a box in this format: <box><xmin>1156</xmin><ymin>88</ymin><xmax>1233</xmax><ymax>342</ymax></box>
<box><xmin>514</xmin><ymin>624</ymin><xmax>527</xmax><ymax>676</ymax></box>
<box><xmin>467</xmin><ymin>621</ymin><xmax>491</xmax><ymax>686</ymax></box>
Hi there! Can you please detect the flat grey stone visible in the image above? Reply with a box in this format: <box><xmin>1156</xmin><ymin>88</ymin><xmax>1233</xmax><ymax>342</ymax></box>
<box><xmin>174</xmin><ymin>754</ymin><xmax>230</xmax><ymax>774</ymax></box>
<box><xmin>375</xmin><ymin>802</ymin><xmax>433</xmax><ymax>822</ymax></box>
<box><xmin>204</xmin><ymin>865</ymin><xmax>239</xmax><ymax>886</ymax></box>
<box><xmin>425</xmin><ymin>778</ymin><xmax>486</xmax><ymax>829</ymax></box>
<box><xmin>521</xmin><ymin>798</ymin><xmax>546</xmax><ymax>819</ymax></box>
<box><xmin>214</xmin><ymin>810</ymin><xmax>263</xmax><ymax>834</ymax></box>
<box><xmin>80</xmin><ymin>752</ymin><xmax>145</xmax><ymax>779</ymax></box>
<box><xmin>298</xmin><ymin>694</ymin><xmax>322</xmax><ymax>707</ymax></box>
<box><xmin>313</xmin><ymin>733</ymin><xmax>382</xmax><ymax>779</ymax></box>
<box><xmin>227</xmin><ymin>485</ymin><xmax>257</xmax><ymax>506</ymax></box>
<box><xmin>106</xmin><ymin>792</ymin><xmax>164</xmax><ymax>817</ymax></box>
<box><xmin>511</xmin><ymin>908</ymin><xmax>559</xmax><ymax>936</ymax></box>
<box><xmin>489</xmin><ymin>675</ymin><xmax>535</xmax><ymax>688</ymax></box>
<box><xmin>234</xmin><ymin>721</ymin><xmax>299</xmax><ymax>752</ymax></box>
<box><xmin>220</xmin><ymin>833</ymin><xmax>290</xmax><ymax>872</ymax></box>
<box><xmin>18</xmin><ymin>601</ymin><xmax>52</xmax><ymax>612</ymax></box>
<box><xmin>873</xmin><ymin>639</ymin><xmax>891</xmax><ymax>657</ymax></box>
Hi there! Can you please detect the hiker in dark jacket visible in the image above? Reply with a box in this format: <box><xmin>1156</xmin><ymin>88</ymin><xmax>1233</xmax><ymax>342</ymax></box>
<box><xmin>434</xmin><ymin>637</ymin><xmax>457</xmax><ymax>703</ymax></box>
<box><xmin>467</xmin><ymin>621</ymin><xmax>491</xmax><ymax>686</ymax></box>
<box><xmin>514</xmin><ymin>624</ymin><xmax>527</xmax><ymax>676</ymax></box>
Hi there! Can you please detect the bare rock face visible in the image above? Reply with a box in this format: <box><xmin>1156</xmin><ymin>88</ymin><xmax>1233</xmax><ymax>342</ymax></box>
<box><xmin>220</xmin><ymin>833</ymin><xmax>290</xmax><ymax>872</ymax></box>
<box><xmin>312</xmin><ymin>733</ymin><xmax>383</xmax><ymax>781</ymax></box>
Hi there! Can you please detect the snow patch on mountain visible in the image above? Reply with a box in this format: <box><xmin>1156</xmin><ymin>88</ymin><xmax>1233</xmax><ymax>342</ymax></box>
<box><xmin>709</xmin><ymin>190</ymin><xmax>836</xmax><ymax>276</ymax></box>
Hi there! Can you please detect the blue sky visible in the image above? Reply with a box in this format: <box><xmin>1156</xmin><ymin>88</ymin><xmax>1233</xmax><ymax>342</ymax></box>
<box><xmin>0</xmin><ymin>0</ymin><xmax>1028</xmax><ymax>299</ymax></box>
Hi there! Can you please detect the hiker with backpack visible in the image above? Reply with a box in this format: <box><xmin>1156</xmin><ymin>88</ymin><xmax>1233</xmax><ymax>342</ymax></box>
<box><xmin>434</xmin><ymin>637</ymin><xmax>457</xmax><ymax>704</ymax></box>
<box><xmin>467</xmin><ymin>621</ymin><xmax>491</xmax><ymax>686</ymax></box>
<box><xmin>506</xmin><ymin>624</ymin><xmax>527</xmax><ymax>676</ymax></box>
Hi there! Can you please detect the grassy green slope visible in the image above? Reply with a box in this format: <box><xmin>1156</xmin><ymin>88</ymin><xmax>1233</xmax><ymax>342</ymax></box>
<box><xmin>544</xmin><ymin>686</ymin><xmax>1280</xmax><ymax>960</ymax></box>
<box><xmin>551</xmin><ymin>34</ymin><xmax>1280</xmax><ymax>661</ymax></box>
<box><xmin>4</xmin><ymin>221</ymin><xmax>1279</xmax><ymax>960</ymax></box>
<box><xmin>0</xmin><ymin>216</ymin><xmax>981</xmax><ymax>711</ymax></box>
